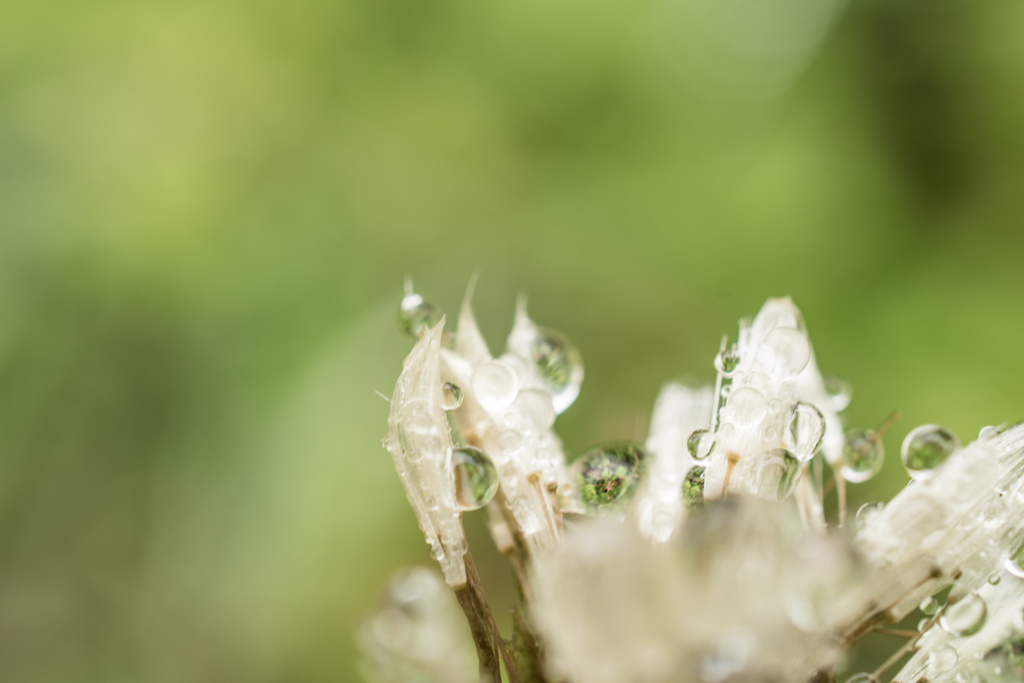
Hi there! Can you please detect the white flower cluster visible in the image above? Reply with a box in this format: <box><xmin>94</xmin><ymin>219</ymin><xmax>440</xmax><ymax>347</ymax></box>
<box><xmin>367</xmin><ymin>280</ymin><xmax>1024</xmax><ymax>683</ymax></box>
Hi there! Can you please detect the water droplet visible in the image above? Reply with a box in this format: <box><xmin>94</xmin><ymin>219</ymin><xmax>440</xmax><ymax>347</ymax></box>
<box><xmin>498</xmin><ymin>430</ymin><xmax>523</xmax><ymax>455</ymax></box>
<box><xmin>513</xmin><ymin>389</ymin><xmax>556</xmax><ymax>428</ymax></box>
<box><xmin>441</xmin><ymin>382</ymin><xmax>464</xmax><ymax>410</ymax></box>
<box><xmin>940</xmin><ymin>593</ymin><xmax>988</xmax><ymax>637</ymax></box>
<box><xmin>989</xmin><ymin>574</ymin><xmax>1002</xmax><ymax>585</ymax></box>
<box><xmin>855</xmin><ymin>502</ymin><xmax>885</xmax><ymax>530</ymax></box>
<box><xmin>979</xmin><ymin>424</ymin><xmax>1007</xmax><ymax>440</ymax></box>
<box><xmin>683</xmin><ymin>466</ymin><xmax>705</xmax><ymax>508</ymax></box>
<box><xmin>687</xmin><ymin>429</ymin><xmax>717</xmax><ymax>462</ymax></box>
<box><xmin>840</xmin><ymin>429</ymin><xmax>884</xmax><ymax>483</ymax></box>
<box><xmin>528</xmin><ymin>327</ymin><xmax>584</xmax><ymax>414</ymax></box>
<box><xmin>727</xmin><ymin>387</ymin><xmax>768</xmax><ymax>426</ymax></box>
<box><xmin>398</xmin><ymin>292</ymin><xmax>441</xmax><ymax>338</ymax></box>
<box><xmin>844</xmin><ymin>673</ymin><xmax>876</xmax><ymax>683</ymax></box>
<box><xmin>920</xmin><ymin>596</ymin><xmax>939</xmax><ymax>615</ymax></box>
<box><xmin>954</xmin><ymin>671</ymin><xmax>971</xmax><ymax>683</ymax></box>
<box><xmin>901</xmin><ymin>424</ymin><xmax>960</xmax><ymax>480</ymax></box>
<box><xmin>714</xmin><ymin>344</ymin><xmax>740</xmax><ymax>377</ymax></box>
<box><xmin>929</xmin><ymin>645</ymin><xmax>959</xmax><ymax>673</ymax></box>
<box><xmin>1004</xmin><ymin>545</ymin><xmax>1024</xmax><ymax>578</ymax></box>
<box><xmin>452</xmin><ymin>446</ymin><xmax>499</xmax><ymax>511</ymax></box>
<box><xmin>571</xmin><ymin>442</ymin><xmax>647</xmax><ymax>513</ymax></box>
<box><xmin>756</xmin><ymin>448</ymin><xmax>801</xmax><ymax>501</ymax></box>
<box><xmin>718</xmin><ymin>422</ymin><xmax>737</xmax><ymax>440</ymax></box>
<box><xmin>755</xmin><ymin>327</ymin><xmax>810</xmax><ymax>379</ymax></box>
<box><xmin>472</xmin><ymin>360</ymin><xmax>519</xmax><ymax>412</ymax></box>
<box><xmin>824</xmin><ymin>375</ymin><xmax>852</xmax><ymax>412</ymax></box>
<box><xmin>787</xmin><ymin>402</ymin><xmax>825</xmax><ymax>461</ymax></box>
<box><xmin>917</xmin><ymin>617</ymin><xmax>930</xmax><ymax>632</ymax></box>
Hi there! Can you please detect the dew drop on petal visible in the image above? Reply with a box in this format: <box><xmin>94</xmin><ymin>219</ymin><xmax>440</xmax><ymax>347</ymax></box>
<box><xmin>498</xmin><ymin>430</ymin><xmax>523</xmax><ymax>455</ymax></box>
<box><xmin>989</xmin><ymin>574</ymin><xmax>1001</xmax><ymax>585</ymax></box>
<box><xmin>398</xmin><ymin>292</ymin><xmax>441</xmax><ymax>338</ymax></box>
<box><xmin>714</xmin><ymin>344</ymin><xmax>740</xmax><ymax>377</ymax></box>
<box><xmin>1004</xmin><ymin>546</ymin><xmax>1024</xmax><ymax>578</ymax></box>
<box><xmin>687</xmin><ymin>429</ymin><xmax>717</xmax><ymax>462</ymax></box>
<box><xmin>452</xmin><ymin>446</ymin><xmax>499</xmax><ymax>511</ymax></box>
<box><xmin>727</xmin><ymin>387</ymin><xmax>768</xmax><ymax>426</ymax></box>
<box><xmin>513</xmin><ymin>388</ymin><xmax>556</xmax><ymax>428</ymax></box>
<box><xmin>570</xmin><ymin>442</ymin><xmax>647</xmax><ymax>514</ymax></box>
<box><xmin>757</xmin><ymin>448</ymin><xmax>801</xmax><ymax>501</ymax></box>
<box><xmin>917</xmin><ymin>618</ymin><xmax>930</xmax><ymax>632</ymax></box>
<box><xmin>441</xmin><ymin>382</ymin><xmax>464</xmax><ymax>410</ymax></box>
<box><xmin>755</xmin><ymin>327</ymin><xmax>810</xmax><ymax>379</ymax></box>
<box><xmin>940</xmin><ymin>594</ymin><xmax>988</xmax><ymax>637</ymax></box>
<box><xmin>855</xmin><ymin>502</ymin><xmax>885</xmax><ymax>530</ymax></box>
<box><xmin>472</xmin><ymin>360</ymin><xmax>519</xmax><ymax>412</ymax></box>
<box><xmin>528</xmin><ymin>326</ymin><xmax>584</xmax><ymax>414</ymax></box>
<box><xmin>901</xmin><ymin>424</ymin><xmax>960</xmax><ymax>480</ymax></box>
<box><xmin>824</xmin><ymin>375</ymin><xmax>853</xmax><ymax>412</ymax></box>
<box><xmin>841</xmin><ymin>429</ymin><xmax>884</xmax><ymax>483</ymax></box>
<box><xmin>920</xmin><ymin>596</ymin><xmax>939</xmax><ymax>615</ymax></box>
<box><xmin>929</xmin><ymin>645</ymin><xmax>959</xmax><ymax>673</ymax></box>
<box><xmin>683</xmin><ymin>466</ymin><xmax>706</xmax><ymax>508</ymax></box>
<box><xmin>787</xmin><ymin>402</ymin><xmax>825</xmax><ymax>462</ymax></box>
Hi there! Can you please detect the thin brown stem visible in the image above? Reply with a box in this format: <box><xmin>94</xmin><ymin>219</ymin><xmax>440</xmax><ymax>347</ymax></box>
<box><xmin>871</xmin><ymin>607</ymin><xmax>944</xmax><ymax>679</ymax></box>
<box><xmin>722</xmin><ymin>452</ymin><xmax>740</xmax><ymax>497</ymax></box>
<box><xmin>455</xmin><ymin>582</ymin><xmax>501</xmax><ymax>683</ymax></box>
<box><xmin>876</xmin><ymin>410</ymin><xmax>901</xmax><ymax>436</ymax></box>
<box><xmin>466</xmin><ymin>550</ymin><xmax>522</xmax><ymax>683</ymax></box>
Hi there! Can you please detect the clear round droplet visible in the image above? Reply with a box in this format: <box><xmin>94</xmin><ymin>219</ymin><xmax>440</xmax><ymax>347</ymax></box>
<box><xmin>989</xmin><ymin>574</ymin><xmax>1002</xmax><ymax>585</ymax></box>
<box><xmin>727</xmin><ymin>387</ymin><xmax>768</xmax><ymax>426</ymax></box>
<box><xmin>979</xmin><ymin>424</ymin><xmax>1006</xmax><ymax>441</ymax></box>
<box><xmin>398</xmin><ymin>292</ymin><xmax>441</xmax><ymax>338</ymax></box>
<box><xmin>570</xmin><ymin>442</ymin><xmax>647</xmax><ymax>514</ymax></box>
<box><xmin>755</xmin><ymin>327</ymin><xmax>810</xmax><ymax>379</ymax></box>
<box><xmin>472</xmin><ymin>360</ymin><xmax>519</xmax><ymax>412</ymax></box>
<box><xmin>787</xmin><ymin>402</ymin><xmax>826</xmax><ymax>462</ymax></box>
<box><xmin>757</xmin><ymin>448</ymin><xmax>801</xmax><ymax>501</ymax></box>
<box><xmin>920</xmin><ymin>596</ymin><xmax>939</xmax><ymax>615</ymax></box>
<box><xmin>902</xmin><ymin>424</ymin><xmax>960</xmax><ymax>480</ymax></box>
<box><xmin>940</xmin><ymin>593</ymin><xmax>988</xmax><ymax>637</ymax></box>
<box><xmin>824</xmin><ymin>375</ymin><xmax>853</xmax><ymax>412</ymax></box>
<box><xmin>714</xmin><ymin>344</ymin><xmax>740</xmax><ymax>377</ymax></box>
<box><xmin>513</xmin><ymin>388</ymin><xmax>556</xmax><ymax>429</ymax></box>
<box><xmin>917</xmin><ymin>617</ymin><xmax>930</xmax><ymax>632</ymax></box>
<box><xmin>528</xmin><ymin>327</ymin><xmax>584</xmax><ymax>414</ymax></box>
<box><xmin>841</xmin><ymin>429</ymin><xmax>884</xmax><ymax>483</ymax></box>
<box><xmin>1005</xmin><ymin>545</ymin><xmax>1024</xmax><ymax>578</ymax></box>
<box><xmin>687</xmin><ymin>429</ymin><xmax>717</xmax><ymax>462</ymax></box>
<box><xmin>452</xmin><ymin>446</ymin><xmax>499</xmax><ymax>511</ymax></box>
<box><xmin>498</xmin><ymin>430</ymin><xmax>523</xmax><ymax>455</ymax></box>
<box><xmin>845</xmin><ymin>673</ymin><xmax>876</xmax><ymax>683</ymax></box>
<box><xmin>929</xmin><ymin>645</ymin><xmax>959</xmax><ymax>673</ymax></box>
<box><xmin>855</xmin><ymin>502</ymin><xmax>885</xmax><ymax>530</ymax></box>
<box><xmin>441</xmin><ymin>381</ymin><xmax>464</xmax><ymax>410</ymax></box>
<box><xmin>682</xmin><ymin>466</ymin><xmax>705</xmax><ymax>508</ymax></box>
<box><xmin>953</xmin><ymin>671</ymin><xmax>970</xmax><ymax>683</ymax></box>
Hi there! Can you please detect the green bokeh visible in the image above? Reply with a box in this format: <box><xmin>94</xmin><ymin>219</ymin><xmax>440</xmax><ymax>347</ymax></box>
<box><xmin>1</xmin><ymin>0</ymin><xmax>1023</xmax><ymax>680</ymax></box>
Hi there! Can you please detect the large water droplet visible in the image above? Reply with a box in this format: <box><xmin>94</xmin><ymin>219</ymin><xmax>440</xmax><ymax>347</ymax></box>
<box><xmin>683</xmin><ymin>466</ymin><xmax>705</xmax><ymax>508</ymax></box>
<box><xmin>727</xmin><ymin>387</ymin><xmax>768</xmax><ymax>426</ymax></box>
<box><xmin>714</xmin><ymin>344</ymin><xmax>740</xmax><ymax>377</ymax></box>
<box><xmin>855</xmin><ymin>502</ymin><xmax>885</xmax><ymax>530</ymax></box>
<box><xmin>929</xmin><ymin>645</ymin><xmax>959</xmax><ymax>673</ymax></box>
<box><xmin>441</xmin><ymin>382</ymin><xmax>464</xmax><ymax>410</ymax></box>
<box><xmin>528</xmin><ymin>327</ymin><xmax>584</xmax><ymax>414</ymax></box>
<box><xmin>398</xmin><ymin>292</ymin><xmax>441</xmax><ymax>338</ymax></box>
<box><xmin>757</xmin><ymin>448</ymin><xmax>801</xmax><ymax>501</ymax></box>
<box><xmin>824</xmin><ymin>375</ymin><xmax>852</xmax><ymax>412</ymax></box>
<box><xmin>472</xmin><ymin>360</ymin><xmax>519</xmax><ymax>412</ymax></box>
<box><xmin>787</xmin><ymin>402</ymin><xmax>825</xmax><ymax>462</ymax></box>
<box><xmin>513</xmin><ymin>388</ymin><xmax>556</xmax><ymax>428</ymax></box>
<box><xmin>920</xmin><ymin>596</ymin><xmax>939</xmax><ymax>615</ymax></box>
<box><xmin>687</xmin><ymin>429</ymin><xmax>716</xmax><ymax>462</ymax></box>
<box><xmin>901</xmin><ymin>424</ymin><xmax>960</xmax><ymax>480</ymax></box>
<box><xmin>571</xmin><ymin>442</ymin><xmax>647</xmax><ymax>513</ymax></box>
<box><xmin>940</xmin><ymin>593</ymin><xmax>988</xmax><ymax>637</ymax></box>
<box><xmin>841</xmin><ymin>429</ymin><xmax>884</xmax><ymax>483</ymax></box>
<box><xmin>452</xmin><ymin>446</ymin><xmax>499</xmax><ymax>511</ymax></box>
<box><xmin>755</xmin><ymin>327</ymin><xmax>810</xmax><ymax>379</ymax></box>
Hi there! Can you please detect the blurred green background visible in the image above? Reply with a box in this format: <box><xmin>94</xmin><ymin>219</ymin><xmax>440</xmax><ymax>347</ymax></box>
<box><xmin>2</xmin><ymin>0</ymin><xmax>1024</xmax><ymax>680</ymax></box>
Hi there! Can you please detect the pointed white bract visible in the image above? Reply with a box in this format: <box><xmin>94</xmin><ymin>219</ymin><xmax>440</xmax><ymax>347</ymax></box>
<box><xmin>383</xmin><ymin>319</ymin><xmax>468</xmax><ymax>586</ymax></box>
<box><xmin>637</xmin><ymin>383</ymin><xmax>714</xmax><ymax>542</ymax></box>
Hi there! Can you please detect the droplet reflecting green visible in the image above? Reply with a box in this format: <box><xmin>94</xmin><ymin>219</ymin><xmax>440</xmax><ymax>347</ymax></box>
<box><xmin>441</xmin><ymin>382</ymin><xmax>464</xmax><ymax>411</ymax></box>
<box><xmin>901</xmin><ymin>424</ymin><xmax>960</xmax><ymax>480</ymax></box>
<box><xmin>687</xmin><ymin>429</ymin><xmax>716</xmax><ymax>462</ymax></box>
<box><xmin>398</xmin><ymin>292</ymin><xmax>441</xmax><ymax>338</ymax></box>
<box><xmin>787</xmin><ymin>402</ymin><xmax>825</xmax><ymax>461</ymax></box>
<box><xmin>714</xmin><ymin>344</ymin><xmax>740</xmax><ymax>377</ymax></box>
<box><xmin>529</xmin><ymin>326</ymin><xmax>584</xmax><ymax>414</ymax></box>
<box><xmin>757</xmin><ymin>448</ymin><xmax>801</xmax><ymax>501</ymax></box>
<box><xmin>452</xmin><ymin>446</ymin><xmax>499</xmax><ymax>511</ymax></box>
<box><xmin>940</xmin><ymin>593</ymin><xmax>988</xmax><ymax>637</ymax></box>
<box><xmin>841</xmin><ymin>429</ymin><xmax>884</xmax><ymax>483</ymax></box>
<box><xmin>855</xmin><ymin>502</ymin><xmax>884</xmax><ymax>530</ymax></box>
<box><xmin>571</xmin><ymin>442</ymin><xmax>647</xmax><ymax>513</ymax></box>
<box><xmin>682</xmin><ymin>466</ymin><xmax>705</xmax><ymax>508</ymax></box>
<box><xmin>1004</xmin><ymin>545</ymin><xmax>1024</xmax><ymax>578</ymax></box>
<box><xmin>920</xmin><ymin>596</ymin><xmax>939</xmax><ymax>615</ymax></box>
<box><xmin>824</xmin><ymin>375</ymin><xmax>852</xmax><ymax>412</ymax></box>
